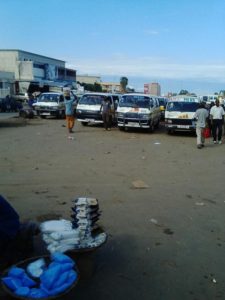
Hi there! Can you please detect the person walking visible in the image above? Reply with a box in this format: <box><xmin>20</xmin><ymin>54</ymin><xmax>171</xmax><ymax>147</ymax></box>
<box><xmin>100</xmin><ymin>96</ymin><xmax>112</xmax><ymax>131</ymax></box>
<box><xmin>64</xmin><ymin>91</ymin><xmax>75</xmax><ymax>134</ymax></box>
<box><xmin>210</xmin><ymin>99</ymin><xmax>225</xmax><ymax>144</ymax></box>
<box><xmin>193</xmin><ymin>102</ymin><xmax>209</xmax><ymax>149</ymax></box>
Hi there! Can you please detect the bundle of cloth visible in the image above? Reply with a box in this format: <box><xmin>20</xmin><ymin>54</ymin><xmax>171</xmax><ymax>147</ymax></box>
<box><xmin>40</xmin><ymin>219</ymin><xmax>80</xmax><ymax>254</ymax></box>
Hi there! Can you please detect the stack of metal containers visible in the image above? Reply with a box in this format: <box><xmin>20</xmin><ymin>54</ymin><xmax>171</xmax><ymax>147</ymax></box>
<box><xmin>71</xmin><ymin>197</ymin><xmax>104</xmax><ymax>248</ymax></box>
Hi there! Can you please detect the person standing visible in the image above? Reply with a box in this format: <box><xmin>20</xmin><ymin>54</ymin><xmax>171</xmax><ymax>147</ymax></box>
<box><xmin>193</xmin><ymin>102</ymin><xmax>209</xmax><ymax>149</ymax></box>
<box><xmin>27</xmin><ymin>94</ymin><xmax>35</xmax><ymax>108</ymax></box>
<box><xmin>100</xmin><ymin>96</ymin><xmax>112</xmax><ymax>131</ymax></box>
<box><xmin>210</xmin><ymin>99</ymin><xmax>225</xmax><ymax>144</ymax></box>
<box><xmin>64</xmin><ymin>91</ymin><xmax>75</xmax><ymax>134</ymax></box>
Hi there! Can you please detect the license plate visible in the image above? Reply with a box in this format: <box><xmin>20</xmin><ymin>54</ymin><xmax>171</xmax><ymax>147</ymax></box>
<box><xmin>177</xmin><ymin>125</ymin><xmax>190</xmax><ymax>129</ymax></box>
<box><xmin>127</xmin><ymin>122</ymin><xmax>140</xmax><ymax>127</ymax></box>
<box><xmin>41</xmin><ymin>112</ymin><xmax>50</xmax><ymax>116</ymax></box>
<box><xmin>85</xmin><ymin>119</ymin><xmax>95</xmax><ymax>122</ymax></box>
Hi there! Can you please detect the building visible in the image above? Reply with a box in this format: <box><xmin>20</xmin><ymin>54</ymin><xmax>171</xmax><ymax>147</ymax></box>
<box><xmin>76</xmin><ymin>75</ymin><xmax>121</xmax><ymax>93</ymax></box>
<box><xmin>76</xmin><ymin>75</ymin><xmax>101</xmax><ymax>85</ymax></box>
<box><xmin>0</xmin><ymin>49</ymin><xmax>76</xmax><ymax>98</ymax></box>
<box><xmin>144</xmin><ymin>82</ymin><xmax>161</xmax><ymax>96</ymax></box>
<box><xmin>100</xmin><ymin>82</ymin><xmax>121</xmax><ymax>93</ymax></box>
<box><xmin>0</xmin><ymin>71</ymin><xmax>14</xmax><ymax>99</ymax></box>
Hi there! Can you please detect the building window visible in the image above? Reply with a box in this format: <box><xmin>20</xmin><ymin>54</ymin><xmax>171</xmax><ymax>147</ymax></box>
<box><xmin>33</xmin><ymin>63</ymin><xmax>45</xmax><ymax>69</ymax></box>
<box><xmin>66</xmin><ymin>69</ymin><xmax>76</xmax><ymax>77</ymax></box>
<box><xmin>58</xmin><ymin>68</ymin><xmax>65</xmax><ymax>76</ymax></box>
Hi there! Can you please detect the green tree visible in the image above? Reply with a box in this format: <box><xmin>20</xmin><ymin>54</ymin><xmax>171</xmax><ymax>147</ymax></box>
<box><xmin>219</xmin><ymin>90</ymin><xmax>225</xmax><ymax>97</ymax></box>
<box><xmin>80</xmin><ymin>82</ymin><xmax>102</xmax><ymax>92</ymax></box>
<box><xmin>120</xmin><ymin>77</ymin><xmax>128</xmax><ymax>93</ymax></box>
<box><xmin>93</xmin><ymin>82</ymin><xmax>102</xmax><ymax>92</ymax></box>
<box><xmin>179</xmin><ymin>89</ymin><xmax>189</xmax><ymax>95</ymax></box>
<box><xmin>126</xmin><ymin>86</ymin><xmax>135</xmax><ymax>92</ymax></box>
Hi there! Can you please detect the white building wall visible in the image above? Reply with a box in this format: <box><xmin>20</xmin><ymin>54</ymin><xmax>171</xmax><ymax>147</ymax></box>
<box><xmin>0</xmin><ymin>52</ymin><xmax>19</xmax><ymax>79</ymax></box>
<box><xmin>18</xmin><ymin>61</ymin><xmax>34</xmax><ymax>80</ymax></box>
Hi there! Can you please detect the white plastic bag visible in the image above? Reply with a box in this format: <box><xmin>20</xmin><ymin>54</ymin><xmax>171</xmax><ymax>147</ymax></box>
<box><xmin>50</xmin><ymin>230</ymin><xmax>79</xmax><ymax>241</ymax></box>
<box><xmin>40</xmin><ymin>219</ymin><xmax>73</xmax><ymax>233</ymax></box>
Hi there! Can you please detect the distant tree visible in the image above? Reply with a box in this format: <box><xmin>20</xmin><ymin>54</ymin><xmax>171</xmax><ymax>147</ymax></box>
<box><xmin>80</xmin><ymin>82</ymin><xmax>102</xmax><ymax>92</ymax></box>
<box><xmin>168</xmin><ymin>92</ymin><xmax>177</xmax><ymax>97</ymax></box>
<box><xmin>126</xmin><ymin>86</ymin><xmax>135</xmax><ymax>92</ymax></box>
<box><xmin>179</xmin><ymin>89</ymin><xmax>189</xmax><ymax>95</ymax></box>
<box><xmin>120</xmin><ymin>77</ymin><xmax>128</xmax><ymax>93</ymax></box>
<box><xmin>219</xmin><ymin>90</ymin><xmax>225</xmax><ymax>97</ymax></box>
<box><xmin>84</xmin><ymin>83</ymin><xmax>94</xmax><ymax>91</ymax></box>
<box><xmin>93</xmin><ymin>82</ymin><xmax>102</xmax><ymax>92</ymax></box>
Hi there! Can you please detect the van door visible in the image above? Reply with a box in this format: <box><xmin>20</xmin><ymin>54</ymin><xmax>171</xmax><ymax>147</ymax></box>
<box><xmin>150</xmin><ymin>98</ymin><xmax>159</xmax><ymax>126</ymax></box>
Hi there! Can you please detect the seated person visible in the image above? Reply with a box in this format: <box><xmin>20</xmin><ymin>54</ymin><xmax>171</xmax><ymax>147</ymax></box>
<box><xmin>0</xmin><ymin>195</ymin><xmax>39</xmax><ymax>270</ymax></box>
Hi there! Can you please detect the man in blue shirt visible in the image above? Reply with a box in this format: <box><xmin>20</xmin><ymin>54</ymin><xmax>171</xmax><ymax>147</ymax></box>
<box><xmin>64</xmin><ymin>91</ymin><xmax>75</xmax><ymax>133</ymax></box>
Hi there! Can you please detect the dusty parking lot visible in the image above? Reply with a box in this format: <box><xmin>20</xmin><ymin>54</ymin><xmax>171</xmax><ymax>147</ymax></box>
<box><xmin>0</xmin><ymin>117</ymin><xmax>225</xmax><ymax>300</ymax></box>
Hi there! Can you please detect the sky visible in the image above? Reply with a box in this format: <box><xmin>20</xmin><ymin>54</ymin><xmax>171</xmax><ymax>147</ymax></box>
<box><xmin>0</xmin><ymin>0</ymin><xmax>225</xmax><ymax>94</ymax></box>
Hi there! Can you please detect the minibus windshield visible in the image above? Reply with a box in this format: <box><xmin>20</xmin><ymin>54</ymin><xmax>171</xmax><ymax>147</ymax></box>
<box><xmin>79</xmin><ymin>95</ymin><xmax>106</xmax><ymax>105</ymax></box>
<box><xmin>167</xmin><ymin>101</ymin><xmax>199</xmax><ymax>112</ymax></box>
<box><xmin>119</xmin><ymin>95</ymin><xmax>150</xmax><ymax>108</ymax></box>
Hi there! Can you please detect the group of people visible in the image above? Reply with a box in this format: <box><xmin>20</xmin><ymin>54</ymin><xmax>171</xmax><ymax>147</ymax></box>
<box><xmin>64</xmin><ymin>91</ymin><xmax>225</xmax><ymax>148</ymax></box>
<box><xmin>0</xmin><ymin>95</ymin><xmax>23</xmax><ymax>112</ymax></box>
<box><xmin>194</xmin><ymin>99</ymin><xmax>225</xmax><ymax>149</ymax></box>
<box><xmin>64</xmin><ymin>92</ymin><xmax>112</xmax><ymax>134</ymax></box>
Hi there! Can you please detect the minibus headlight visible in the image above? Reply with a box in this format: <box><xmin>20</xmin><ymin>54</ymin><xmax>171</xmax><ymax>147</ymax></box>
<box><xmin>140</xmin><ymin>114</ymin><xmax>149</xmax><ymax>119</ymax></box>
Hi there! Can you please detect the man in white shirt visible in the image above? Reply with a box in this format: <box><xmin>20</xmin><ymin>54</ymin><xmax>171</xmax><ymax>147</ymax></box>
<box><xmin>210</xmin><ymin>100</ymin><xmax>224</xmax><ymax>144</ymax></box>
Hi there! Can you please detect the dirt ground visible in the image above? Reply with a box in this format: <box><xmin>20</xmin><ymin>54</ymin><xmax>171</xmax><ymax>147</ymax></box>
<box><xmin>0</xmin><ymin>116</ymin><xmax>225</xmax><ymax>300</ymax></box>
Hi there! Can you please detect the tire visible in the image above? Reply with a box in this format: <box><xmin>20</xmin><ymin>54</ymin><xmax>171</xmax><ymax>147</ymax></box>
<box><xmin>28</xmin><ymin>111</ymin><xmax>34</xmax><ymax>119</ymax></box>
<box><xmin>19</xmin><ymin>111</ymin><xmax>27</xmax><ymax>119</ymax></box>
<box><xmin>155</xmin><ymin>119</ymin><xmax>160</xmax><ymax>129</ymax></box>
<box><xmin>40</xmin><ymin>115</ymin><xmax>46</xmax><ymax>119</ymax></box>
<box><xmin>148</xmin><ymin>122</ymin><xmax>155</xmax><ymax>133</ymax></box>
<box><xmin>167</xmin><ymin>129</ymin><xmax>173</xmax><ymax>134</ymax></box>
<box><xmin>119</xmin><ymin>126</ymin><xmax>125</xmax><ymax>131</ymax></box>
<box><xmin>56</xmin><ymin>111</ymin><xmax>65</xmax><ymax>119</ymax></box>
<box><xmin>61</xmin><ymin>110</ymin><xmax>65</xmax><ymax>119</ymax></box>
<box><xmin>81</xmin><ymin>122</ymin><xmax>88</xmax><ymax>126</ymax></box>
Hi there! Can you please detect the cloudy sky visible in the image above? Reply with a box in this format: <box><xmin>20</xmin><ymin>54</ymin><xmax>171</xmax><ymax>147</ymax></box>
<box><xmin>0</xmin><ymin>0</ymin><xmax>225</xmax><ymax>94</ymax></box>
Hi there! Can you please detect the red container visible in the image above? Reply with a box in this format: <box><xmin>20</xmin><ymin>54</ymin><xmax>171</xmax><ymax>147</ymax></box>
<box><xmin>203</xmin><ymin>127</ymin><xmax>211</xmax><ymax>138</ymax></box>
